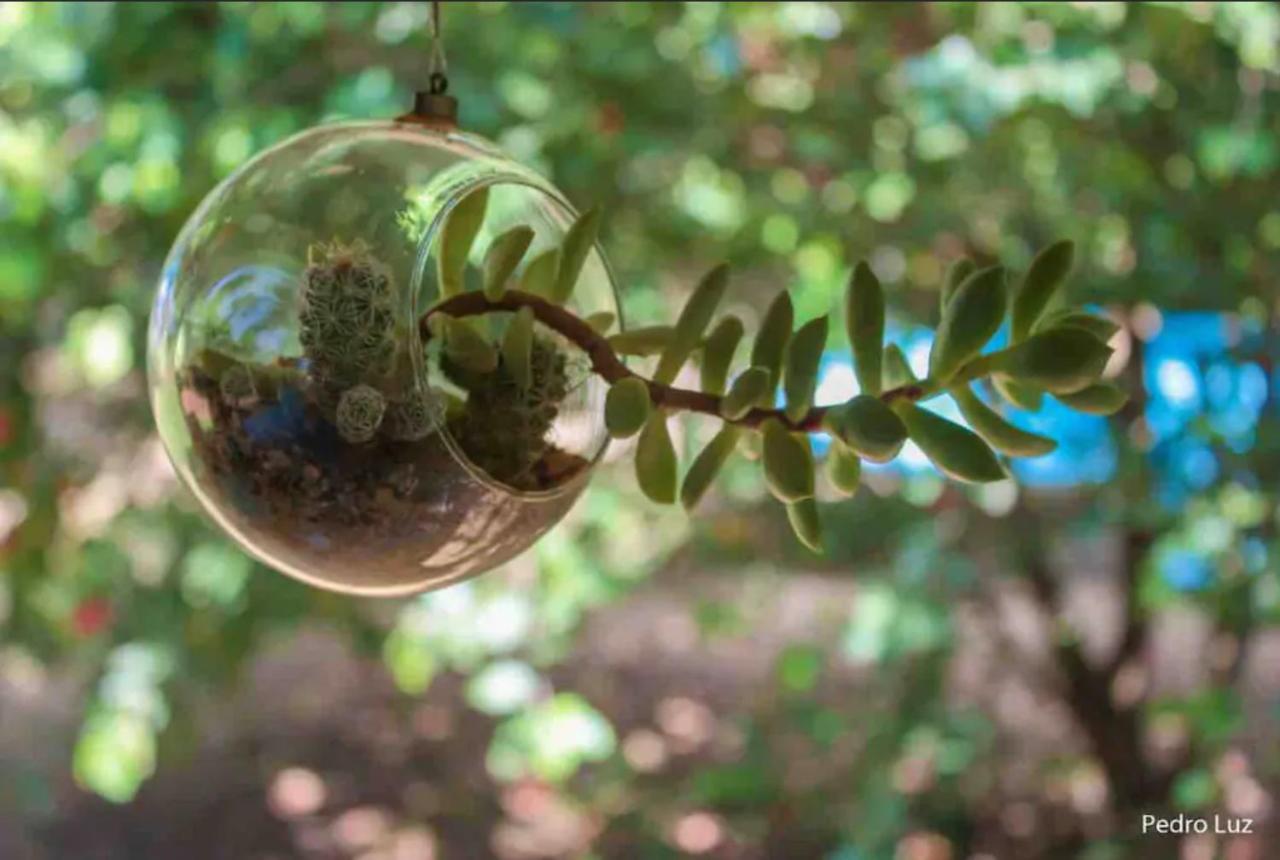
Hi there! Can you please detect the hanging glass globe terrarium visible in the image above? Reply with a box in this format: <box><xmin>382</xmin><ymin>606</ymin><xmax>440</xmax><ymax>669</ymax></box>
<box><xmin>148</xmin><ymin>18</ymin><xmax>620</xmax><ymax>596</ymax></box>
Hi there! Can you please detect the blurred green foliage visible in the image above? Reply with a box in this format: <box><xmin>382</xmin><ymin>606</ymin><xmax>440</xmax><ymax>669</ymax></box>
<box><xmin>1</xmin><ymin>2</ymin><xmax>1278</xmax><ymax>857</ymax></box>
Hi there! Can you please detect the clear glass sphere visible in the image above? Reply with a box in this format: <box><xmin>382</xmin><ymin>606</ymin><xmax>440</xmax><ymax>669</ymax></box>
<box><xmin>149</xmin><ymin>121</ymin><xmax>620</xmax><ymax>595</ymax></box>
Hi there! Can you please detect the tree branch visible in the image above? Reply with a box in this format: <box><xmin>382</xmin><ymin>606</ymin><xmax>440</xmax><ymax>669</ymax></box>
<box><xmin>420</xmin><ymin>290</ymin><xmax>1003</xmax><ymax>431</ymax></box>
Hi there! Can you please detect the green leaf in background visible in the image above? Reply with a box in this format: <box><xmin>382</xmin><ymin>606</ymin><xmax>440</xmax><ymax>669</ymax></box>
<box><xmin>750</xmin><ymin>291</ymin><xmax>794</xmax><ymax>402</ymax></box>
<box><xmin>952</xmin><ymin>385</ymin><xmax>1057</xmax><ymax>457</ymax></box>
<box><xmin>721</xmin><ymin>366</ymin><xmax>771</xmax><ymax>420</ymax></box>
<box><xmin>382</xmin><ymin>628</ymin><xmax>438</xmax><ymax>695</ymax></box>
<box><xmin>605</xmin><ymin>377</ymin><xmax>651</xmax><ymax>439</ymax></box>
<box><xmin>997</xmin><ymin>327</ymin><xmax>1113</xmax><ymax>394</ymax></box>
<box><xmin>635</xmin><ymin>411</ymin><xmax>677</xmax><ymax>503</ymax></box>
<box><xmin>655</xmin><ymin>263</ymin><xmax>729</xmax><ymax>384</ymax></box>
<box><xmin>846</xmin><ymin>262</ymin><xmax>885</xmax><ymax>396</ymax></box>
<box><xmin>438</xmin><ymin>187</ymin><xmax>489</xmax><ymax>298</ymax></box>
<box><xmin>552</xmin><ymin>206</ymin><xmax>602</xmax><ymax>304</ymax></box>
<box><xmin>482</xmin><ymin>225</ymin><xmax>535</xmax><ymax>300</ymax></box>
<box><xmin>465</xmin><ymin>660</ymin><xmax>542</xmax><ymax>716</ymax></box>
<box><xmin>73</xmin><ymin>709</ymin><xmax>156</xmax><ymax>804</ymax></box>
<box><xmin>928</xmin><ymin>265</ymin><xmax>1006</xmax><ymax>383</ymax></box>
<box><xmin>681</xmin><ymin>425</ymin><xmax>741</xmax><ymax>510</ymax></box>
<box><xmin>486</xmin><ymin>693</ymin><xmax>616</xmax><ymax>784</ymax></box>
<box><xmin>761</xmin><ymin>418</ymin><xmax>815</xmax><ymax>502</ymax></box>
<box><xmin>1055</xmin><ymin>381</ymin><xmax>1129</xmax><ymax>415</ymax></box>
<box><xmin>501</xmin><ymin>306</ymin><xmax>535</xmax><ymax>389</ymax></box>
<box><xmin>700</xmin><ymin>314</ymin><xmax>744</xmax><ymax>396</ymax></box>
<box><xmin>1011</xmin><ymin>239</ymin><xmax>1075</xmax><ymax>341</ymax></box>
<box><xmin>894</xmin><ymin>401</ymin><xmax>1007</xmax><ymax>483</ymax></box>
<box><xmin>823</xmin><ymin>394</ymin><xmax>908</xmax><ymax>463</ymax></box>
<box><xmin>783</xmin><ymin>316</ymin><xmax>828</xmax><ymax>422</ymax></box>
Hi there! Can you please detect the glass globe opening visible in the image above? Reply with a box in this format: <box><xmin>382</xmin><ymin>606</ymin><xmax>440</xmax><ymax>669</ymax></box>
<box><xmin>148</xmin><ymin>121</ymin><xmax>620</xmax><ymax>595</ymax></box>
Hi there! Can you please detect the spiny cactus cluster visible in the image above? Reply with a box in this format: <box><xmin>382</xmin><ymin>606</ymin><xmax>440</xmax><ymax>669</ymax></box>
<box><xmin>421</xmin><ymin>187</ymin><xmax>1128</xmax><ymax>552</ymax></box>
<box><xmin>444</xmin><ymin>335</ymin><xmax>570</xmax><ymax>490</ymax></box>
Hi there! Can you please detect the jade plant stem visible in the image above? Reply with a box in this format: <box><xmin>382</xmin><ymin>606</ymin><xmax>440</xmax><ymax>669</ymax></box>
<box><xmin>420</xmin><ymin>289</ymin><xmax>1015</xmax><ymax>432</ymax></box>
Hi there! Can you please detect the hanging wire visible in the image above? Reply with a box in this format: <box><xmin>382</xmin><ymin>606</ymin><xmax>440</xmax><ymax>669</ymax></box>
<box><xmin>427</xmin><ymin>0</ymin><xmax>448</xmax><ymax>95</ymax></box>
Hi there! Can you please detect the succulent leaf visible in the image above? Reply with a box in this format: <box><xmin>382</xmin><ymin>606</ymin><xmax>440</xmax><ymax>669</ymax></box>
<box><xmin>680</xmin><ymin>426</ymin><xmax>741</xmax><ymax>510</ymax></box>
<box><xmin>438</xmin><ymin>187</ymin><xmax>489</xmax><ymax>298</ymax></box>
<box><xmin>552</xmin><ymin>207</ymin><xmax>602</xmax><ymax>304</ymax></box>
<box><xmin>501</xmin><ymin>306</ymin><xmax>535</xmax><ymax>390</ymax></box>
<box><xmin>846</xmin><ymin>262</ymin><xmax>886</xmax><ymax>396</ymax></box>
<box><xmin>929</xmin><ymin>265</ymin><xmax>1006</xmax><ymax>383</ymax></box>
<box><xmin>940</xmin><ymin>258</ymin><xmax>976</xmax><ymax>313</ymax></box>
<box><xmin>783</xmin><ymin>316</ymin><xmax>829</xmax><ymax>423</ymax></box>
<box><xmin>1055</xmin><ymin>381</ymin><xmax>1129</xmax><ymax>415</ymax></box>
<box><xmin>635</xmin><ymin>411</ymin><xmax>678</xmax><ymax>504</ymax></box>
<box><xmin>483</xmin><ymin>226</ymin><xmax>534</xmax><ymax>301</ymax></box>
<box><xmin>445</xmin><ymin>317</ymin><xmax>499</xmax><ymax>374</ymax></box>
<box><xmin>894</xmin><ymin>401</ymin><xmax>1007</xmax><ymax>483</ymax></box>
<box><xmin>608</xmin><ymin>325</ymin><xmax>674</xmax><ymax>357</ymax></box>
<box><xmin>825</xmin><ymin>444</ymin><xmax>862</xmax><ymax>497</ymax></box>
<box><xmin>605</xmin><ymin>377</ymin><xmax>652</xmax><ymax>439</ymax></box>
<box><xmin>952</xmin><ymin>385</ymin><xmax>1057</xmax><ymax>457</ymax></box>
<box><xmin>823</xmin><ymin>394</ymin><xmax>907</xmax><ymax>463</ymax></box>
<box><xmin>1011</xmin><ymin>239</ymin><xmax>1075</xmax><ymax>341</ymax></box>
<box><xmin>520</xmin><ymin>248</ymin><xmax>559</xmax><ymax>298</ymax></box>
<box><xmin>996</xmin><ymin>327</ymin><xmax>1112</xmax><ymax>394</ymax></box>
<box><xmin>721</xmin><ymin>367</ymin><xmax>771</xmax><ymax>420</ymax></box>
<box><xmin>992</xmin><ymin>374</ymin><xmax>1044</xmax><ymax>411</ymax></box>
<box><xmin>750</xmin><ymin>291</ymin><xmax>794</xmax><ymax>404</ymax></box>
<box><xmin>761</xmin><ymin>418</ymin><xmax>815</xmax><ymax>502</ymax></box>
<box><xmin>655</xmin><ymin>264</ymin><xmax>729</xmax><ymax>385</ymax></box>
<box><xmin>700</xmin><ymin>315</ymin><xmax>745</xmax><ymax>396</ymax></box>
<box><xmin>883</xmin><ymin>344</ymin><xmax>918</xmax><ymax>388</ymax></box>
<box><xmin>786</xmin><ymin>498</ymin><xmax>823</xmax><ymax>552</ymax></box>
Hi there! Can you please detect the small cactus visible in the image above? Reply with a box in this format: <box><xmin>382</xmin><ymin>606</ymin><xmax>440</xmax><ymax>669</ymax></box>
<box><xmin>219</xmin><ymin>364</ymin><xmax>257</xmax><ymax>405</ymax></box>
<box><xmin>335</xmin><ymin>383</ymin><xmax>386</xmax><ymax>444</ymax></box>
<box><xmin>385</xmin><ymin>388</ymin><xmax>443</xmax><ymax>441</ymax></box>
<box><xmin>298</xmin><ymin>239</ymin><xmax>399</xmax><ymax>398</ymax></box>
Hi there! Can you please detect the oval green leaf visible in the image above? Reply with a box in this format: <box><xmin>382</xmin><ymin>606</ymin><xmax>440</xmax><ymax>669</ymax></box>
<box><xmin>501</xmin><ymin>306</ymin><xmax>534</xmax><ymax>389</ymax></box>
<box><xmin>786</xmin><ymin>498</ymin><xmax>823</xmax><ymax>552</ymax></box>
<box><xmin>655</xmin><ymin>264</ymin><xmax>729</xmax><ymax>385</ymax></box>
<box><xmin>846</xmin><ymin>262</ymin><xmax>885</xmax><ymax>395</ymax></box>
<box><xmin>823</xmin><ymin>394</ymin><xmax>907</xmax><ymax>463</ymax></box>
<box><xmin>952</xmin><ymin>385</ymin><xmax>1056</xmax><ymax>457</ymax></box>
<box><xmin>784</xmin><ymin>316</ymin><xmax>829</xmax><ymax>422</ymax></box>
<box><xmin>883</xmin><ymin>343</ymin><xmax>918</xmax><ymax>389</ymax></box>
<box><xmin>483</xmin><ymin>225</ymin><xmax>534</xmax><ymax>301</ymax></box>
<box><xmin>438</xmin><ymin>187</ymin><xmax>489</xmax><ymax>298</ymax></box>
<box><xmin>1055</xmin><ymin>381</ymin><xmax>1128</xmax><ymax>415</ymax></box>
<box><xmin>721</xmin><ymin>366</ymin><xmax>770</xmax><ymax>420</ymax></box>
<box><xmin>929</xmin><ymin>265</ymin><xmax>1006</xmax><ymax>383</ymax></box>
<box><xmin>585</xmin><ymin>311</ymin><xmax>616</xmax><ymax>333</ymax></box>
<box><xmin>552</xmin><ymin>207</ymin><xmax>602</xmax><ymax>304</ymax></box>
<box><xmin>750</xmin><ymin>291</ymin><xmax>794</xmax><ymax>404</ymax></box>
<box><xmin>993</xmin><ymin>373</ymin><xmax>1044</xmax><ymax>411</ymax></box>
<box><xmin>997</xmin><ymin>327</ymin><xmax>1113</xmax><ymax>394</ymax></box>
<box><xmin>761</xmin><ymin>418</ymin><xmax>815</xmax><ymax>502</ymax></box>
<box><xmin>825</xmin><ymin>444</ymin><xmax>862</xmax><ymax>497</ymax></box>
<box><xmin>680</xmin><ymin>426</ymin><xmax>741</xmax><ymax>511</ymax></box>
<box><xmin>940</xmin><ymin>258</ymin><xmax>976</xmax><ymax>313</ymax></box>
<box><xmin>700</xmin><ymin>315</ymin><xmax>744</xmax><ymax>396</ymax></box>
<box><xmin>635</xmin><ymin>411</ymin><xmax>677</xmax><ymax>504</ymax></box>
<box><xmin>894</xmin><ymin>402</ymin><xmax>1007</xmax><ymax>483</ymax></box>
<box><xmin>520</xmin><ymin>247</ymin><xmax>559</xmax><ymax>298</ymax></box>
<box><xmin>1012</xmin><ymin>239</ymin><xmax>1074</xmax><ymax>341</ymax></box>
<box><xmin>1035</xmin><ymin>309</ymin><xmax>1119</xmax><ymax>343</ymax></box>
<box><xmin>605</xmin><ymin>377</ymin><xmax>651</xmax><ymax>439</ymax></box>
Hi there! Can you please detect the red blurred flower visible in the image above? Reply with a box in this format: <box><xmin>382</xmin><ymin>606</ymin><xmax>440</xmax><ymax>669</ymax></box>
<box><xmin>72</xmin><ymin>597</ymin><xmax>114</xmax><ymax>637</ymax></box>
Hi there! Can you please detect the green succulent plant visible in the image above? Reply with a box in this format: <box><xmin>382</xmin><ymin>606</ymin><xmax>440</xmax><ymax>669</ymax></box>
<box><xmin>411</xmin><ymin>189</ymin><xmax>1127</xmax><ymax>550</ymax></box>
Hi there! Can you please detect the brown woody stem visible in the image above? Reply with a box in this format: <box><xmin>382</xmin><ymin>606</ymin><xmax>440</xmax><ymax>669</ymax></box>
<box><xmin>420</xmin><ymin>290</ymin><xmax>1003</xmax><ymax>431</ymax></box>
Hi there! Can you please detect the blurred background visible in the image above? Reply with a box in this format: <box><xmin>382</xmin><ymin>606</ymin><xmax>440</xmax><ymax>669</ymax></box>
<box><xmin>1</xmin><ymin>2</ymin><xmax>1278</xmax><ymax>858</ymax></box>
